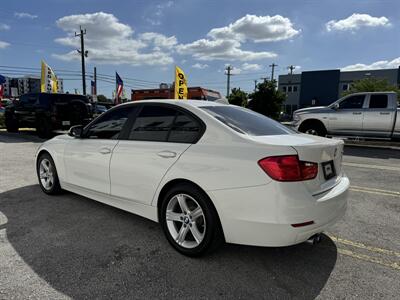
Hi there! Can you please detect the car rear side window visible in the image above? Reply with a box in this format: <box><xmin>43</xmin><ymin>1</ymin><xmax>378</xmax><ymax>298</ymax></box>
<box><xmin>200</xmin><ymin>106</ymin><xmax>296</xmax><ymax>136</ymax></box>
<box><xmin>129</xmin><ymin>105</ymin><xmax>176</xmax><ymax>142</ymax></box>
<box><xmin>369</xmin><ymin>94</ymin><xmax>388</xmax><ymax>109</ymax></box>
<box><xmin>169</xmin><ymin>112</ymin><xmax>201</xmax><ymax>143</ymax></box>
<box><xmin>85</xmin><ymin>106</ymin><xmax>136</xmax><ymax>139</ymax></box>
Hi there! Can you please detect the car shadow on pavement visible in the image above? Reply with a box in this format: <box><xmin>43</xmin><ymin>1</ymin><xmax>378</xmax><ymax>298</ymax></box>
<box><xmin>0</xmin><ymin>185</ymin><xmax>338</xmax><ymax>299</ymax></box>
<box><xmin>344</xmin><ymin>145</ymin><xmax>400</xmax><ymax>160</ymax></box>
<box><xmin>0</xmin><ymin>131</ymin><xmax>46</xmax><ymax>143</ymax></box>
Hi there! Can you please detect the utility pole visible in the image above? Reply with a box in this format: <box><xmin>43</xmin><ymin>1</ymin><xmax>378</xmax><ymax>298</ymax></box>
<box><xmin>288</xmin><ymin>65</ymin><xmax>295</xmax><ymax>75</ymax></box>
<box><xmin>94</xmin><ymin>66</ymin><xmax>97</xmax><ymax>95</ymax></box>
<box><xmin>254</xmin><ymin>79</ymin><xmax>258</xmax><ymax>92</ymax></box>
<box><xmin>269</xmin><ymin>63</ymin><xmax>278</xmax><ymax>81</ymax></box>
<box><xmin>75</xmin><ymin>26</ymin><xmax>88</xmax><ymax>95</ymax></box>
<box><xmin>225</xmin><ymin>65</ymin><xmax>232</xmax><ymax>97</ymax></box>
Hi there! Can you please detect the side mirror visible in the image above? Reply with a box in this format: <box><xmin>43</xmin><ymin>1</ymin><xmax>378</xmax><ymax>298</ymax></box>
<box><xmin>68</xmin><ymin>125</ymin><xmax>83</xmax><ymax>138</ymax></box>
<box><xmin>332</xmin><ymin>103</ymin><xmax>339</xmax><ymax>110</ymax></box>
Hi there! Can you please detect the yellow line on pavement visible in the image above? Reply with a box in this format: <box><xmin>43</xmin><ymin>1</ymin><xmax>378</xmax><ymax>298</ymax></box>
<box><xmin>351</xmin><ymin>186</ymin><xmax>400</xmax><ymax>196</ymax></box>
<box><xmin>328</xmin><ymin>235</ymin><xmax>400</xmax><ymax>258</ymax></box>
<box><xmin>350</xmin><ymin>188</ymin><xmax>400</xmax><ymax>198</ymax></box>
<box><xmin>342</xmin><ymin>162</ymin><xmax>400</xmax><ymax>172</ymax></box>
<box><xmin>337</xmin><ymin>248</ymin><xmax>400</xmax><ymax>271</ymax></box>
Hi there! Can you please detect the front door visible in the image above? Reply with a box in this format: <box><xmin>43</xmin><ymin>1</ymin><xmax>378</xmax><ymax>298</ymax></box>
<box><xmin>329</xmin><ymin>94</ymin><xmax>366</xmax><ymax>135</ymax></box>
<box><xmin>64</xmin><ymin>105</ymin><xmax>136</xmax><ymax>194</ymax></box>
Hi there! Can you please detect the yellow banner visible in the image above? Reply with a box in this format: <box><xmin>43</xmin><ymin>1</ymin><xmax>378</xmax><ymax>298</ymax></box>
<box><xmin>41</xmin><ymin>60</ymin><xmax>58</xmax><ymax>93</ymax></box>
<box><xmin>174</xmin><ymin>66</ymin><xmax>188</xmax><ymax>99</ymax></box>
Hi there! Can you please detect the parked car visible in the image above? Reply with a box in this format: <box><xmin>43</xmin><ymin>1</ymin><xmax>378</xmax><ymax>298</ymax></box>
<box><xmin>36</xmin><ymin>100</ymin><xmax>349</xmax><ymax>256</ymax></box>
<box><xmin>93</xmin><ymin>104</ymin><xmax>107</xmax><ymax>117</ymax></box>
<box><xmin>293</xmin><ymin>92</ymin><xmax>400</xmax><ymax>139</ymax></box>
<box><xmin>5</xmin><ymin>93</ymin><xmax>93</xmax><ymax>138</ymax></box>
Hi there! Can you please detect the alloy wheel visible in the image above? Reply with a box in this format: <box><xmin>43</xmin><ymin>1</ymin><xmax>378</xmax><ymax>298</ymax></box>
<box><xmin>165</xmin><ymin>193</ymin><xmax>206</xmax><ymax>249</ymax></box>
<box><xmin>39</xmin><ymin>158</ymin><xmax>54</xmax><ymax>191</ymax></box>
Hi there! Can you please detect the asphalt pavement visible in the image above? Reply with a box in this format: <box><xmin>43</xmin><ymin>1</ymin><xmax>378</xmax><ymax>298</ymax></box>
<box><xmin>0</xmin><ymin>131</ymin><xmax>399</xmax><ymax>299</ymax></box>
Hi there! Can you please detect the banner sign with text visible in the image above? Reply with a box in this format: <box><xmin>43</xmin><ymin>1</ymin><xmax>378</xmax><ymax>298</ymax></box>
<box><xmin>174</xmin><ymin>66</ymin><xmax>188</xmax><ymax>100</ymax></box>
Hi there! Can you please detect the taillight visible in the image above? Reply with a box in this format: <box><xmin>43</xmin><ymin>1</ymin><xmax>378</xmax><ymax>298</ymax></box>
<box><xmin>258</xmin><ymin>155</ymin><xmax>318</xmax><ymax>181</ymax></box>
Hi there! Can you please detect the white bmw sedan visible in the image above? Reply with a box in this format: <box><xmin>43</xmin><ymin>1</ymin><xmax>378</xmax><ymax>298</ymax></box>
<box><xmin>36</xmin><ymin>100</ymin><xmax>349</xmax><ymax>256</ymax></box>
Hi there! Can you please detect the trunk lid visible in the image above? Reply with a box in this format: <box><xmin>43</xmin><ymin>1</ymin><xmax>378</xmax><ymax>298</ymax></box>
<box><xmin>247</xmin><ymin>134</ymin><xmax>344</xmax><ymax>195</ymax></box>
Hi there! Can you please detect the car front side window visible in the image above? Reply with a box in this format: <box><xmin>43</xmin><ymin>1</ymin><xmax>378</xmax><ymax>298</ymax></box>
<box><xmin>338</xmin><ymin>95</ymin><xmax>365</xmax><ymax>109</ymax></box>
<box><xmin>85</xmin><ymin>106</ymin><xmax>136</xmax><ymax>139</ymax></box>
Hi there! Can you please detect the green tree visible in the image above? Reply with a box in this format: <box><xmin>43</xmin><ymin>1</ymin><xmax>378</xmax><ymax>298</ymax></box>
<box><xmin>247</xmin><ymin>80</ymin><xmax>286</xmax><ymax>120</ymax></box>
<box><xmin>96</xmin><ymin>94</ymin><xmax>109</xmax><ymax>102</ymax></box>
<box><xmin>228</xmin><ymin>88</ymin><xmax>248</xmax><ymax>107</ymax></box>
<box><xmin>345</xmin><ymin>78</ymin><xmax>400</xmax><ymax>100</ymax></box>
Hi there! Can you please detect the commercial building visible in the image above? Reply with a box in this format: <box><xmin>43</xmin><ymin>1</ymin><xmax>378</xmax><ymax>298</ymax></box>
<box><xmin>1</xmin><ymin>75</ymin><xmax>63</xmax><ymax>98</ymax></box>
<box><xmin>278</xmin><ymin>68</ymin><xmax>400</xmax><ymax>114</ymax></box>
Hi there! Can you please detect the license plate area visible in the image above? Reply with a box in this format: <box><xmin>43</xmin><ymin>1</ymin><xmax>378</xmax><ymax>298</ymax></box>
<box><xmin>322</xmin><ymin>161</ymin><xmax>336</xmax><ymax>180</ymax></box>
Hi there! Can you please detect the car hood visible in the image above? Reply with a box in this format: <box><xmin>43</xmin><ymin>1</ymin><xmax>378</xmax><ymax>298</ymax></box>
<box><xmin>294</xmin><ymin>106</ymin><xmax>331</xmax><ymax>114</ymax></box>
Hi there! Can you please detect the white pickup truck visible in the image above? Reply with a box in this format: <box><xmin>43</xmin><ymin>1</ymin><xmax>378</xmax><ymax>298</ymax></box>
<box><xmin>293</xmin><ymin>92</ymin><xmax>400</xmax><ymax>140</ymax></box>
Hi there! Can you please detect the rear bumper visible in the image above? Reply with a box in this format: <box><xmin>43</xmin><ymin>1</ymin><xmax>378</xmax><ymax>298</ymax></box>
<box><xmin>208</xmin><ymin>175</ymin><xmax>349</xmax><ymax>247</ymax></box>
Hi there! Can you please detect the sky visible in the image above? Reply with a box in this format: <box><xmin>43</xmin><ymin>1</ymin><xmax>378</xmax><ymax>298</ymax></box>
<box><xmin>0</xmin><ymin>0</ymin><xmax>399</xmax><ymax>98</ymax></box>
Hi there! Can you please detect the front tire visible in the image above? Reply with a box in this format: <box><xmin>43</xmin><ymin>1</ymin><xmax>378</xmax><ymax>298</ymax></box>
<box><xmin>37</xmin><ymin>153</ymin><xmax>62</xmax><ymax>195</ymax></box>
<box><xmin>300</xmin><ymin>122</ymin><xmax>327</xmax><ymax>137</ymax></box>
<box><xmin>5</xmin><ymin>113</ymin><xmax>19</xmax><ymax>133</ymax></box>
<box><xmin>160</xmin><ymin>183</ymin><xmax>224</xmax><ymax>257</ymax></box>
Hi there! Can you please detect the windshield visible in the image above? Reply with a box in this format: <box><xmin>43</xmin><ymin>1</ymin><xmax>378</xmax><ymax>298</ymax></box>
<box><xmin>200</xmin><ymin>105</ymin><xmax>296</xmax><ymax>136</ymax></box>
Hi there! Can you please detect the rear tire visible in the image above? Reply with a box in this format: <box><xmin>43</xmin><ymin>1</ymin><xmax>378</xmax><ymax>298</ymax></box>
<box><xmin>160</xmin><ymin>183</ymin><xmax>224</xmax><ymax>257</ymax></box>
<box><xmin>36</xmin><ymin>117</ymin><xmax>53</xmax><ymax>138</ymax></box>
<box><xmin>36</xmin><ymin>153</ymin><xmax>62</xmax><ymax>195</ymax></box>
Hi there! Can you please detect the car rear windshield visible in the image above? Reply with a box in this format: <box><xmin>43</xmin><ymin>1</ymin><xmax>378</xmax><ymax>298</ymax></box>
<box><xmin>200</xmin><ymin>106</ymin><xmax>296</xmax><ymax>136</ymax></box>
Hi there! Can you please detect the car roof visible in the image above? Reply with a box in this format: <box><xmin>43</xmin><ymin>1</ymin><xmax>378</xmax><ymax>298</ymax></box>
<box><xmin>120</xmin><ymin>99</ymin><xmax>227</xmax><ymax>108</ymax></box>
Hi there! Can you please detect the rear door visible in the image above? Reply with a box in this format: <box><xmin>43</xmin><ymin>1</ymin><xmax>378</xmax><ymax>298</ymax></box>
<box><xmin>64</xmin><ymin>105</ymin><xmax>136</xmax><ymax>194</ymax></box>
<box><xmin>363</xmin><ymin>94</ymin><xmax>394</xmax><ymax>137</ymax></box>
<box><xmin>15</xmin><ymin>94</ymin><xmax>38</xmax><ymax>125</ymax></box>
<box><xmin>110</xmin><ymin>104</ymin><xmax>204</xmax><ymax>205</ymax></box>
<box><xmin>329</xmin><ymin>94</ymin><xmax>366</xmax><ymax>135</ymax></box>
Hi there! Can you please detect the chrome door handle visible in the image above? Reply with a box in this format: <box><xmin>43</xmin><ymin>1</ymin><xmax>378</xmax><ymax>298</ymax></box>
<box><xmin>157</xmin><ymin>150</ymin><xmax>177</xmax><ymax>158</ymax></box>
<box><xmin>352</xmin><ymin>112</ymin><xmax>362</xmax><ymax>115</ymax></box>
<box><xmin>380</xmin><ymin>112</ymin><xmax>390</xmax><ymax>115</ymax></box>
<box><xmin>99</xmin><ymin>147</ymin><xmax>111</xmax><ymax>154</ymax></box>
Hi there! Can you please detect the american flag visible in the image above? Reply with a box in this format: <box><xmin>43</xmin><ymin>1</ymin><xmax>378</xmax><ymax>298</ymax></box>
<box><xmin>115</xmin><ymin>72</ymin><xmax>123</xmax><ymax>104</ymax></box>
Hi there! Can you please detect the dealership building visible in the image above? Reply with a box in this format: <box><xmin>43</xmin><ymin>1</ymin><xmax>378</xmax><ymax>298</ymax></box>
<box><xmin>278</xmin><ymin>68</ymin><xmax>400</xmax><ymax>114</ymax></box>
<box><xmin>1</xmin><ymin>75</ymin><xmax>64</xmax><ymax>98</ymax></box>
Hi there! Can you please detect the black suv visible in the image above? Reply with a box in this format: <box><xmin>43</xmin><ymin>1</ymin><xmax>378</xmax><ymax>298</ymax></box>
<box><xmin>5</xmin><ymin>93</ymin><xmax>93</xmax><ymax>137</ymax></box>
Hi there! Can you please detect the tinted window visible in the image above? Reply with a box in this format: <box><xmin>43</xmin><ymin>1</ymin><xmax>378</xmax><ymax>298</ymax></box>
<box><xmin>200</xmin><ymin>106</ymin><xmax>296</xmax><ymax>136</ymax></box>
<box><xmin>169</xmin><ymin>112</ymin><xmax>201</xmax><ymax>143</ymax></box>
<box><xmin>293</xmin><ymin>86</ymin><xmax>298</xmax><ymax>92</ymax></box>
<box><xmin>369</xmin><ymin>94</ymin><xmax>388</xmax><ymax>109</ymax></box>
<box><xmin>129</xmin><ymin>105</ymin><xmax>176</xmax><ymax>142</ymax></box>
<box><xmin>339</xmin><ymin>95</ymin><xmax>365</xmax><ymax>109</ymax></box>
<box><xmin>86</xmin><ymin>106</ymin><xmax>135</xmax><ymax>139</ymax></box>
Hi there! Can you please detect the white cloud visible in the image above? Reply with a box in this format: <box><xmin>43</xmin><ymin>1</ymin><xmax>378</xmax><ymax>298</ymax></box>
<box><xmin>14</xmin><ymin>12</ymin><xmax>38</xmax><ymax>19</ymax></box>
<box><xmin>241</xmin><ymin>63</ymin><xmax>262</xmax><ymax>71</ymax></box>
<box><xmin>0</xmin><ymin>41</ymin><xmax>10</xmax><ymax>49</ymax></box>
<box><xmin>53</xmin><ymin>12</ymin><xmax>175</xmax><ymax>66</ymax></box>
<box><xmin>342</xmin><ymin>57</ymin><xmax>400</xmax><ymax>71</ymax></box>
<box><xmin>138</xmin><ymin>32</ymin><xmax>177</xmax><ymax>50</ymax></box>
<box><xmin>177</xmin><ymin>38</ymin><xmax>276</xmax><ymax>61</ymax></box>
<box><xmin>177</xmin><ymin>14</ymin><xmax>298</xmax><ymax>62</ymax></box>
<box><xmin>145</xmin><ymin>1</ymin><xmax>174</xmax><ymax>26</ymax></box>
<box><xmin>326</xmin><ymin>13</ymin><xmax>390</xmax><ymax>32</ymax></box>
<box><xmin>192</xmin><ymin>63</ymin><xmax>209</xmax><ymax>69</ymax></box>
<box><xmin>0</xmin><ymin>23</ymin><xmax>10</xmax><ymax>31</ymax></box>
<box><xmin>208</xmin><ymin>14</ymin><xmax>300</xmax><ymax>42</ymax></box>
